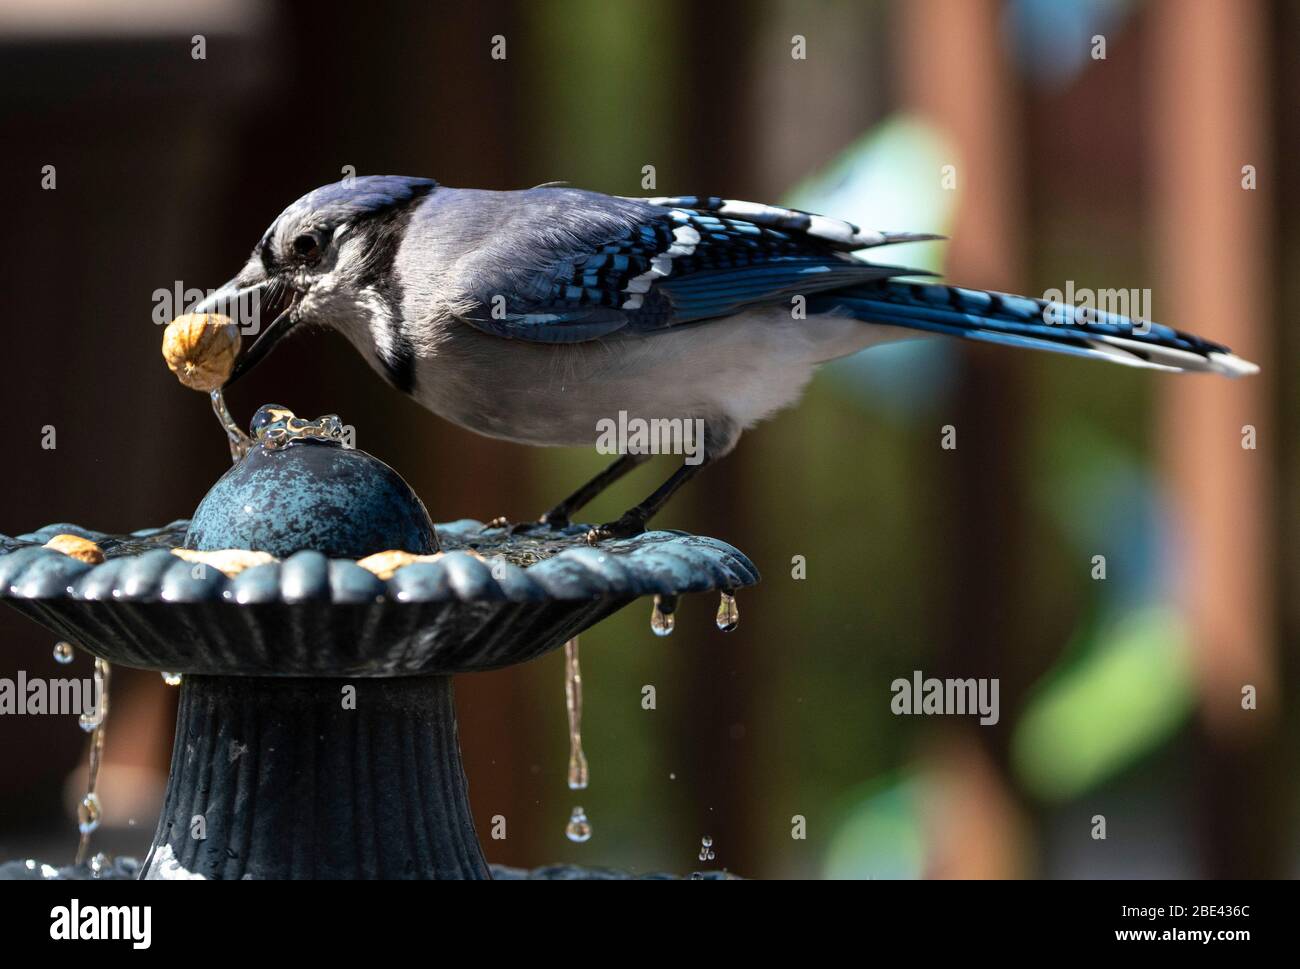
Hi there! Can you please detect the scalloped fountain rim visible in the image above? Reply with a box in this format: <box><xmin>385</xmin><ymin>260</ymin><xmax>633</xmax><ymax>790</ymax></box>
<box><xmin>0</xmin><ymin>519</ymin><xmax>760</xmax><ymax>606</ymax></box>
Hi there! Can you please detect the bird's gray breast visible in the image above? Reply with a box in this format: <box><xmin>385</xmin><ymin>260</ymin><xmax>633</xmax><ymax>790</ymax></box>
<box><xmin>405</xmin><ymin>307</ymin><xmax>894</xmax><ymax>452</ymax></box>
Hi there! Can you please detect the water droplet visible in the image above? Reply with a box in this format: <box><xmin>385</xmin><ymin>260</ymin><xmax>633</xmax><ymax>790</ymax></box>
<box><xmin>78</xmin><ymin>793</ymin><xmax>101</xmax><ymax>835</ymax></box>
<box><xmin>650</xmin><ymin>594</ymin><xmax>676</xmax><ymax>637</ymax></box>
<box><xmin>715</xmin><ymin>591</ymin><xmax>739</xmax><ymax>632</ymax></box>
<box><xmin>78</xmin><ymin>709</ymin><xmax>102</xmax><ymax>732</ymax></box>
<box><xmin>698</xmin><ymin>835</ymin><xmax>716</xmax><ymax>861</ymax></box>
<box><xmin>161</xmin><ymin>672</ymin><xmax>183</xmax><ymax>687</ymax></box>
<box><xmin>88</xmin><ymin>852</ymin><xmax>107</xmax><ymax>877</ymax></box>
<box><xmin>52</xmin><ymin>642</ymin><xmax>74</xmax><ymax>664</ymax></box>
<box><xmin>565</xmin><ymin>806</ymin><xmax>592</xmax><ymax>843</ymax></box>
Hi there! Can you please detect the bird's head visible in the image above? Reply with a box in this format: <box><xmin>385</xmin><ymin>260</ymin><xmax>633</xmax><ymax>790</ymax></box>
<box><xmin>196</xmin><ymin>175</ymin><xmax>438</xmax><ymax>384</ymax></box>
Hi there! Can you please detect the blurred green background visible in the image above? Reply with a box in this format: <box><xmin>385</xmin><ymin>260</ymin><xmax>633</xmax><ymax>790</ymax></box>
<box><xmin>0</xmin><ymin>0</ymin><xmax>1293</xmax><ymax>878</ymax></box>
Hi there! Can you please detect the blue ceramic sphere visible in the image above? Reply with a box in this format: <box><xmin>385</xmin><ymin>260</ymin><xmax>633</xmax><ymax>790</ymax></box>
<box><xmin>184</xmin><ymin>435</ymin><xmax>438</xmax><ymax>559</ymax></box>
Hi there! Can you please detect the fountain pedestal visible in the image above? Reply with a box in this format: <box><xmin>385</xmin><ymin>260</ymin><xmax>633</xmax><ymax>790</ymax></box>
<box><xmin>0</xmin><ymin>408</ymin><xmax>759</xmax><ymax>879</ymax></box>
<box><xmin>147</xmin><ymin>675</ymin><xmax>487</xmax><ymax>880</ymax></box>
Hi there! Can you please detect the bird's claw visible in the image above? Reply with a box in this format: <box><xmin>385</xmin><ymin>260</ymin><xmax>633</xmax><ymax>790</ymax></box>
<box><xmin>585</xmin><ymin>514</ymin><xmax>646</xmax><ymax>545</ymax></box>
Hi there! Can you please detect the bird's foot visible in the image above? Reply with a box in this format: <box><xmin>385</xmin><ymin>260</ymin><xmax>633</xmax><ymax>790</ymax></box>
<box><xmin>482</xmin><ymin>513</ymin><xmax>572</xmax><ymax>536</ymax></box>
<box><xmin>536</xmin><ymin>509</ymin><xmax>572</xmax><ymax>532</ymax></box>
<box><xmin>585</xmin><ymin>513</ymin><xmax>646</xmax><ymax>545</ymax></box>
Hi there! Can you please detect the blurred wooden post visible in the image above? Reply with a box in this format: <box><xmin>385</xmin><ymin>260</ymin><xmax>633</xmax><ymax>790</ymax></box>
<box><xmin>897</xmin><ymin>0</ymin><xmax>1032</xmax><ymax>879</ymax></box>
<box><xmin>671</xmin><ymin>0</ymin><xmax>764</xmax><ymax>870</ymax></box>
<box><xmin>1146</xmin><ymin>0</ymin><xmax>1280</xmax><ymax>877</ymax></box>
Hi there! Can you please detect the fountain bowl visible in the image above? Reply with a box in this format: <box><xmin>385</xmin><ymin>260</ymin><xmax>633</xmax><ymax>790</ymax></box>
<box><xmin>0</xmin><ymin>518</ymin><xmax>756</xmax><ymax>677</ymax></box>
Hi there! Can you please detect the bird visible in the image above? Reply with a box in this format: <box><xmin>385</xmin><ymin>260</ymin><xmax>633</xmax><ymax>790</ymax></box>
<box><xmin>195</xmin><ymin>175</ymin><xmax>1259</xmax><ymax>543</ymax></box>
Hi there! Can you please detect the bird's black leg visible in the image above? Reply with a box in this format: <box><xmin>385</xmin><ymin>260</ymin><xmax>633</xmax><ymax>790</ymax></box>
<box><xmin>537</xmin><ymin>452</ymin><xmax>650</xmax><ymax>528</ymax></box>
<box><xmin>486</xmin><ymin>453</ymin><xmax>651</xmax><ymax>533</ymax></box>
<box><xmin>585</xmin><ymin>458</ymin><xmax>710</xmax><ymax>544</ymax></box>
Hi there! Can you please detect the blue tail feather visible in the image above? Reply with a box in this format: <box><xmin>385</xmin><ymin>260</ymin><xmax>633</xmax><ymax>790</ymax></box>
<box><xmin>812</xmin><ymin>281</ymin><xmax>1258</xmax><ymax>377</ymax></box>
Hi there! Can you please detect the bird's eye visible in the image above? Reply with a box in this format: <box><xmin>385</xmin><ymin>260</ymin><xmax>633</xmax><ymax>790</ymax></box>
<box><xmin>291</xmin><ymin>232</ymin><xmax>324</xmax><ymax>264</ymax></box>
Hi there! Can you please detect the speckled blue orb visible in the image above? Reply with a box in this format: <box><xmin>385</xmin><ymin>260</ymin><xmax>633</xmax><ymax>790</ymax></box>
<box><xmin>184</xmin><ymin>439</ymin><xmax>438</xmax><ymax>559</ymax></box>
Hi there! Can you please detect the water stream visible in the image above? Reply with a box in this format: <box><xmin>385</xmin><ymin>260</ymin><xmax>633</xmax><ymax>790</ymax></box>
<box><xmin>563</xmin><ymin>637</ymin><xmax>591</xmax><ymax>843</ymax></box>
<box><xmin>74</xmin><ymin>657</ymin><xmax>110</xmax><ymax>865</ymax></box>
<box><xmin>209</xmin><ymin>388</ymin><xmax>254</xmax><ymax>463</ymax></box>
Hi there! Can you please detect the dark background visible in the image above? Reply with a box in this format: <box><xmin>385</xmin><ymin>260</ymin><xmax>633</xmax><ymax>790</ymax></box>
<box><xmin>0</xmin><ymin>0</ymin><xmax>1293</xmax><ymax>878</ymax></box>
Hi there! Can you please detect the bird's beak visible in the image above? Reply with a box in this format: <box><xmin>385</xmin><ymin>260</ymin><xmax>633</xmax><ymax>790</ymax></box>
<box><xmin>193</xmin><ymin>272</ymin><xmax>301</xmax><ymax>386</ymax></box>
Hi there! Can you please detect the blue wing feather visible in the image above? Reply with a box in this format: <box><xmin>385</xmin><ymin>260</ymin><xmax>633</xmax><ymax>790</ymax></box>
<box><xmin>460</xmin><ymin>198</ymin><xmax>928</xmax><ymax>342</ymax></box>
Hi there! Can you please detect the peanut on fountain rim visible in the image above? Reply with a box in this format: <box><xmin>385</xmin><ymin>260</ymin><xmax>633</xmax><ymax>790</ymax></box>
<box><xmin>166</xmin><ymin>548</ymin><xmax>486</xmax><ymax>580</ymax></box>
<box><xmin>356</xmin><ymin>550</ymin><xmax>448</xmax><ymax>580</ymax></box>
<box><xmin>170</xmin><ymin>548</ymin><xmax>276</xmax><ymax>577</ymax></box>
<box><xmin>43</xmin><ymin>534</ymin><xmax>105</xmax><ymax>565</ymax></box>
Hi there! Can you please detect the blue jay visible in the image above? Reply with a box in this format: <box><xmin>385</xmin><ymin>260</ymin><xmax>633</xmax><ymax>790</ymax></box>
<box><xmin>196</xmin><ymin>175</ymin><xmax>1258</xmax><ymax>542</ymax></box>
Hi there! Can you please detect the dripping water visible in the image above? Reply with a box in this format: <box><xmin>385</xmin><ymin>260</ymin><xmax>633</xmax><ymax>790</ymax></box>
<box><xmin>564</xmin><ymin>637</ymin><xmax>588</xmax><ymax>791</ymax></box>
<box><xmin>161</xmin><ymin>672</ymin><xmax>182</xmax><ymax>687</ymax></box>
<box><xmin>698</xmin><ymin>835</ymin><xmax>715</xmax><ymax>862</ymax></box>
<box><xmin>650</xmin><ymin>594</ymin><xmax>676</xmax><ymax>637</ymax></box>
<box><xmin>74</xmin><ymin>658</ymin><xmax>110</xmax><ymax>865</ymax></box>
<box><xmin>565</xmin><ymin>806</ymin><xmax>592</xmax><ymax>844</ymax></box>
<box><xmin>52</xmin><ymin>641</ymin><xmax>74</xmax><ymax>665</ymax></box>
<box><xmin>563</xmin><ymin>637</ymin><xmax>591</xmax><ymax>842</ymax></box>
<box><xmin>715</xmin><ymin>591</ymin><xmax>739</xmax><ymax>632</ymax></box>
<box><xmin>77</xmin><ymin>658</ymin><xmax>107</xmax><ymax>734</ymax></box>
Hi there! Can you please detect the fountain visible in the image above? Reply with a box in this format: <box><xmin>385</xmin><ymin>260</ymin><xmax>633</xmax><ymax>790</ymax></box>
<box><xmin>0</xmin><ymin>404</ymin><xmax>758</xmax><ymax>879</ymax></box>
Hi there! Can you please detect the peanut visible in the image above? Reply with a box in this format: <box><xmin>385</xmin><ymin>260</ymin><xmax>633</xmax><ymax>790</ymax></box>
<box><xmin>162</xmin><ymin>314</ymin><xmax>241</xmax><ymax>391</ymax></box>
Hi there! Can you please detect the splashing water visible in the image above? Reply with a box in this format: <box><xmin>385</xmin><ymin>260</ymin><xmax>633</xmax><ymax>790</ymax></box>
<box><xmin>160</xmin><ymin>672</ymin><xmax>183</xmax><ymax>687</ymax></box>
<box><xmin>210</xmin><ymin>389</ymin><xmax>254</xmax><ymax>463</ymax></box>
<box><xmin>650</xmin><ymin>594</ymin><xmax>676</xmax><ymax>637</ymax></box>
<box><xmin>564</xmin><ymin>638</ymin><xmax>588</xmax><ymax>791</ymax></box>
<box><xmin>715</xmin><ymin>591</ymin><xmax>739</xmax><ymax>632</ymax></box>
<box><xmin>75</xmin><ymin>658</ymin><xmax>110</xmax><ymax>865</ymax></box>
<box><xmin>698</xmin><ymin>835</ymin><xmax>716</xmax><ymax>862</ymax></box>
<box><xmin>52</xmin><ymin>642</ymin><xmax>74</xmax><ymax>664</ymax></box>
<box><xmin>565</xmin><ymin>806</ymin><xmax>592</xmax><ymax>844</ymax></box>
